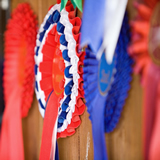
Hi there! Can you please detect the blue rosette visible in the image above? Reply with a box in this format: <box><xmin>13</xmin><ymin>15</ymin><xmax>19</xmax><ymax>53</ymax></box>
<box><xmin>83</xmin><ymin>13</ymin><xmax>133</xmax><ymax>160</ymax></box>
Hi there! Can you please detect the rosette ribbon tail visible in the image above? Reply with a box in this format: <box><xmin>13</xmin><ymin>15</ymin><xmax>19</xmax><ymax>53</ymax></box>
<box><xmin>91</xmin><ymin>95</ymin><xmax>108</xmax><ymax>160</ymax></box>
<box><xmin>55</xmin><ymin>141</ymin><xmax>59</xmax><ymax>160</ymax></box>
<box><xmin>39</xmin><ymin>91</ymin><xmax>59</xmax><ymax>160</ymax></box>
<box><xmin>143</xmin><ymin>62</ymin><xmax>160</xmax><ymax>160</ymax></box>
<box><xmin>83</xmin><ymin>49</ymin><xmax>108</xmax><ymax>160</ymax></box>
<box><xmin>149</xmin><ymin>81</ymin><xmax>160</xmax><ymax>160</ymax></box>
<box><xmin>0</xmin><ymin>88</ymin><xmax>24</xmax><ymax>160</ymax></box>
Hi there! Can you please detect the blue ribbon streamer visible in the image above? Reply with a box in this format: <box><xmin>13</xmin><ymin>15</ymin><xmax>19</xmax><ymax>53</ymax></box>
<box><xmin>80</xmin><ymin>0</ymin><xmax>106</xmax><ymax>53</ymax></box>
<box><xmin>84</xmin><ymin>49</ymin><xmax>108</xmax><ymax>160</ymax></box>
<box><xmin>55</xmin><ymin>141</ymin><xmax>59</xmax><ymax>160</ymax></box>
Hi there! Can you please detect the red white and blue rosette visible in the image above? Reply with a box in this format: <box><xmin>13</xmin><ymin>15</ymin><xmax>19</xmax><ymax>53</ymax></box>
<box><xmin>34</xmin><ymin>1</ymin><xmax>85</xmax><ymax>141</ymax></box>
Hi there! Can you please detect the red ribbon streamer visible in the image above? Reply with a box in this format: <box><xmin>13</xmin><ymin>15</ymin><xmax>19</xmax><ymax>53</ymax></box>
<box><xmin>143</xmin><ymin>62</ymin><xmax>160</xmax><ymax>160</ymax></box>
<box><xmin>0</xmin><ymin>88</ymin><xmax>24</xmax><ymax>160</ymax></box>
<box><xmin>39</xmin><ymin>92</ymin><xmax>59</xmax><ymax>160</ymax></box>
<box><xmin>128</xmin><ymin>1</ymin><xmax>160</xmax><ymax>159</ymax></box>
<box><xmin>149</xmin><ymin>82</ymin><xmax>160</xmax><ymax>160</ymax></box>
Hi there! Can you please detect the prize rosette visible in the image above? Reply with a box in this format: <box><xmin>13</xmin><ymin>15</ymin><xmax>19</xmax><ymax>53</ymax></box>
<box><xmin>4</xmin><ymin>3</ymin><xmax>37</xmax><ymax>117</ymax></box>
<box><xmin>34</xmin><ymin>2</ymin><xmax>85</xmax><ymax>158</ymax></box>
<box><xmin>0</xmin><ymin>3</ymin><xmax>37</xmax><ymax>160</ymax></box>
<box><xmin>128</xmin><ymin>0</ymin><xmax>160</xmax><ymax>159</ymax></box>
<box><xmin>83</xmin><ymin>13</ymin><xmax>133</xmax><ymax>160</ymax></box>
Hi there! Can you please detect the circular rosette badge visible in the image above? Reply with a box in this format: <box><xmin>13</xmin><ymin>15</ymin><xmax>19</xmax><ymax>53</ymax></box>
<box><xmin>128</xmin><ymin>0</ymin><xmax>160</xmax><ymax>80</ymax></box>
<box><xmin>4</xmin><ymin>3</ymin><xmax>37</xmax><ymax>117</ymax></box>
<box><xmin>98</xmin><ymin>52</ymin><xmax>116</xmax><ymax>96</ymax></box>
<box><xmin>129</xmin><ymin>1</ymin><xmax>160</xmax><ymax>159</ymax></box>
<box><xmin>35</xmin><ymin>2</ymin><xmax>85</xmax><ymax>138</ymax></box>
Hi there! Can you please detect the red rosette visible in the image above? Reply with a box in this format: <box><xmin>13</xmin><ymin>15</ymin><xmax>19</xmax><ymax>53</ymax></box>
<box><xmin>4</xmin><ymin>3</ymin><xmax>37</xmax><ymax>117</ymax></box>
<box><xmin>128</xmin><ymin>1</ymin><xmax>160</xmax><ymax>159</ymax></box>
<box><xmin>0</xmin><ymin>3</ymin><xmax>37</xmax><ymax>160</ymax></box>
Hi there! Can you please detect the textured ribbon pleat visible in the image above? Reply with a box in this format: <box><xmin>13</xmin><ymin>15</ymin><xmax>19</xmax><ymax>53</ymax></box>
<box><xmin>143</xmin><ymin>62</ymin><xmax>160</xmax><ymax>160</ymax></box>
<box><xmin>0</xmin><ymin>88</ymin><xmax>24</xmax><ymax>160</ymax></box>
<box><xmin>39</xmin><ymin>91</ymin><xmax>59</xmax><ymax>160</ymax></box>
<box><xmin>57</xmin><ymin>0</ymin><xmax>61</xmax><ymax>4</ymax></box>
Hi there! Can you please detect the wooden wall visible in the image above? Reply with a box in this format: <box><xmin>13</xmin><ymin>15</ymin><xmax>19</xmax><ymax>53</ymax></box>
<box><xmin>10</xmin><ymin>0</ymin><xmax>143</xmax><ymax>159</ymax></box>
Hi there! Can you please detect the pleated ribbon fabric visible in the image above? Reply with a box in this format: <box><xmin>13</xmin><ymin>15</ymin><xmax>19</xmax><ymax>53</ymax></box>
<box><xmin>34</xmin><ymin>2</ymin><xmax>85</xmax><ymax>159</ymax></box>
<box><xmin>83</xmin><ymin>13</ymin><xmax>133</xmax><ymax>160</ymax></box>
<box><xmin>0</xmin><ymin>3</ymin><xmax>37</xmax><ymax>160</ymax></box>
<box><xmin>128</xmin><ymin>1</ymin><xmax>160</xmax><ymax>159</ymax></box>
